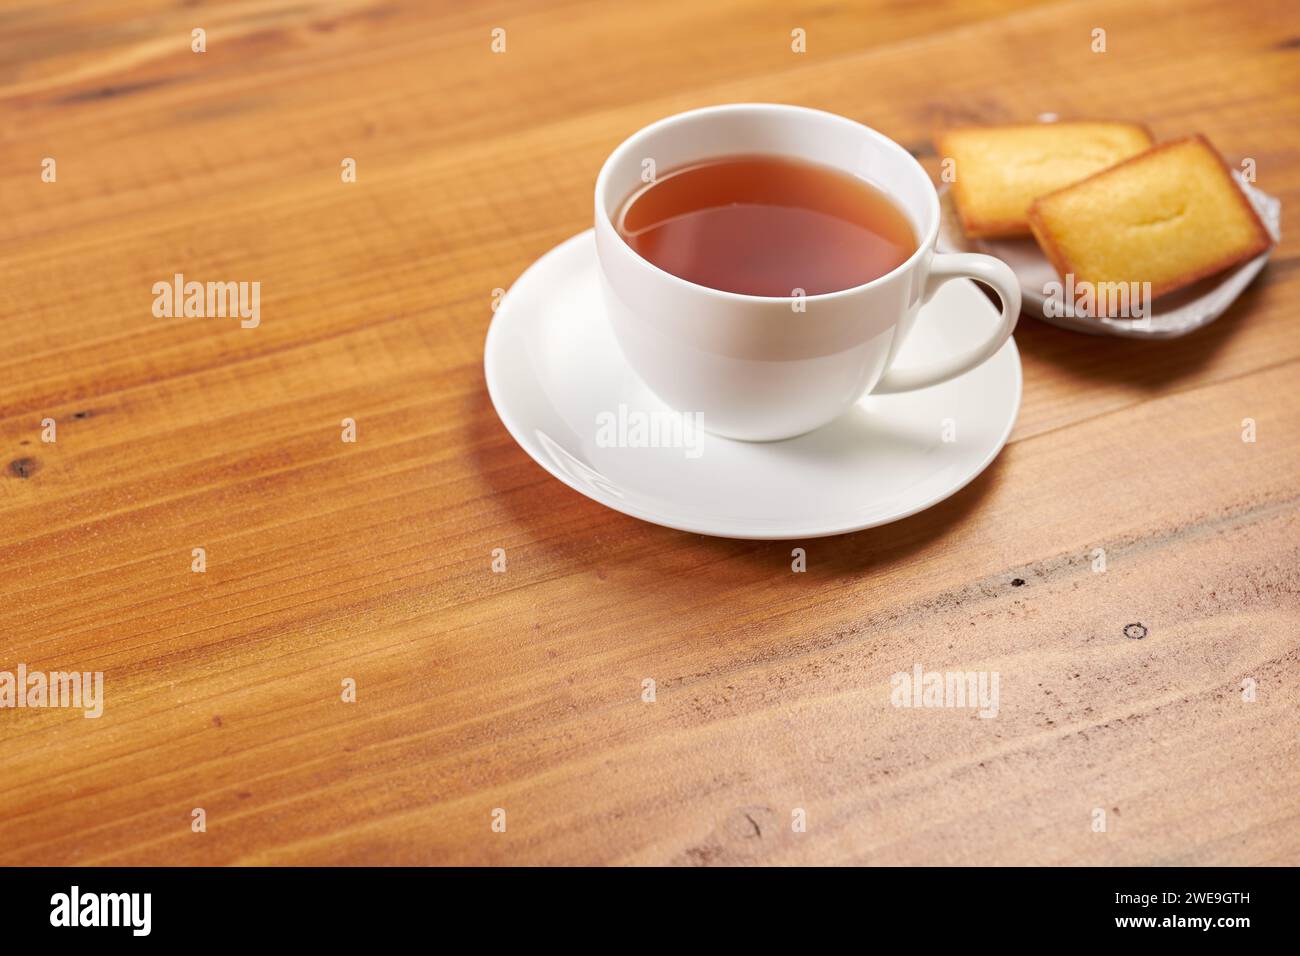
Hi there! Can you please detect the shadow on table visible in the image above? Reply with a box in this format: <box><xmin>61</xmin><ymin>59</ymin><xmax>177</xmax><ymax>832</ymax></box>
<box><xmin>1007</xmin><ymin>266</ymin><xmax>1270</xmax><ymax>389</ymax></box>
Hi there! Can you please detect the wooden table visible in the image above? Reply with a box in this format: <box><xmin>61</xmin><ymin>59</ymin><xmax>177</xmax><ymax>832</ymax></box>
<box><xmin>2</xmin><ymin>0</ymin><xmax>1297</xmax><ymax>866</ymax></box>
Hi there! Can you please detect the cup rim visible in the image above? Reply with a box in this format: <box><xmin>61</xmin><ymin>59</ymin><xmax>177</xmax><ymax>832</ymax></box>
<box><xmin>594</xmin><ymin>103</ymin><xmax>940</xmax><ymax>304</ymax></box>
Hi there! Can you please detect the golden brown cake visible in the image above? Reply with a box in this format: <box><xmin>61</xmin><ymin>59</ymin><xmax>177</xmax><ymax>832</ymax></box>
<box><xmin>937</xmin><ymin>121</ymin><xmax>1153</xmax><ymax>238</ymax></box>
<box><xmin>1027</xmin><ymin>135</ymin><xmax>1272</xmax><ymax>300</ymax></box>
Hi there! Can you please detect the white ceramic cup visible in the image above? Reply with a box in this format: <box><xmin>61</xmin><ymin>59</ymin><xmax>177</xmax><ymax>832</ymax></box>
<box><xmin>594</xmin><ymin>103</ymin><xmax>1021</xmax><ymax>441</ymax></box>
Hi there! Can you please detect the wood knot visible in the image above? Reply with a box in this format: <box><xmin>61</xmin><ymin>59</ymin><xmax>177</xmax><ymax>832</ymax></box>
<box><xmin>8</xmin><ymin>458</ymin><xmax>40</xmax><ymax>479</ymax></box>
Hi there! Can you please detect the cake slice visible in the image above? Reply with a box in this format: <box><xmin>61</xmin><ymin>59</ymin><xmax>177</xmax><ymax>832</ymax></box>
<box><xmin>937</xmin><ymin>121</ymin><xmax>1153</xmax><ymax>238</ymax></box>
<box><xmin>1027</xmin><ymin>135</ymin><xmax>1272</xmax><ymax>301</ymax></box>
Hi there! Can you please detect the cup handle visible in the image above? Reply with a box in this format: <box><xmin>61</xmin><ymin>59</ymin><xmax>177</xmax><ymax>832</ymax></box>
<box><xmin>872</xmin><ymin>252</ymin><xmax>1021</xmax><ymax>394</ymax></box>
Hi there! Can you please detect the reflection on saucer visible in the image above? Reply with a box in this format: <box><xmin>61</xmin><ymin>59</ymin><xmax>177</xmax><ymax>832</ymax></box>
<box><xmin>536</xmin><ymin>430</ymin><xmax>624</xmax><ymax>499</ymax></box>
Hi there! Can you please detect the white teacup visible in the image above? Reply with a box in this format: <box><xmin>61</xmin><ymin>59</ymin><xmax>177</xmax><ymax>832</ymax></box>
<box><xmin>594</xmin><ymin>103</ymin><xmax>1021</xmax><ymax>441</ymax></box>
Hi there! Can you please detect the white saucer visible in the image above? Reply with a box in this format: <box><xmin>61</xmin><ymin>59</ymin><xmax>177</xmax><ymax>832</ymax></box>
<box><xmin>484</xmin><ymin>231</ymin><xmax>1022</xmax><ymax>539</ymax></box>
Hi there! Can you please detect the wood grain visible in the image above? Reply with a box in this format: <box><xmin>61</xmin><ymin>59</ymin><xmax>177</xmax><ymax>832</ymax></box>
<box><xmin>1</xmin><ymin>0</ymin><xmax>1297</xmax><ymax>865</ymax></box>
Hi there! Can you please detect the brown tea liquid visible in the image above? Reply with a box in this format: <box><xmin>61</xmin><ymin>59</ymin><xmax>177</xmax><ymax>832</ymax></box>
<box><xmin>617</xmin><ymin>155</ymin><xmax>916</xmax><ymax>297</ymax></box>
